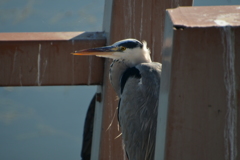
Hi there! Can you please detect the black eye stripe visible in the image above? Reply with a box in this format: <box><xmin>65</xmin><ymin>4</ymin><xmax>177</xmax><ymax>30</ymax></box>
<box><xmin>120</xmin><ymin>41</ymin><xmax>143</xmax><ymax>49</ymax></box>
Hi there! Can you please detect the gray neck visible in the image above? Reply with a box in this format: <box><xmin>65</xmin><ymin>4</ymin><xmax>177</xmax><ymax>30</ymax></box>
<box><xmin>109</xmin><ymin>60</ymin><xmax>129</xmax><ymax>97</ymax></box>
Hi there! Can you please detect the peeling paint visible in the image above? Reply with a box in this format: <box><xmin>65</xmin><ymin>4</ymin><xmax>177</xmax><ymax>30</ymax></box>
<box><xmin>10</xmin><ymin>49</ymin><xmax>18</xmax><ymax>84</ymax></box>
<box><xmin>139</xmin><ymin>0</ymin><xmax>144</xmax><ymax>39</ymax></box>
<box><xmin>127</xmin><ymin>0</ymin><xmax>132</xmax><ymax>36</ymax></box>
<box><xmin>214</xmin><ymin>20</ymin><xmax>230</xmax><ymax>26</ymax></box>
<box><xmin>221</xmin><ymin>27</ymin><xmax>237</xmax><ymax>160</ymax></box>
<box><xmin>151</xmin><ymin>36</ymin><xmax>155</xmax><ymax>60</ymax></box>
<box><xmin>37</xmin><ymin>44</ymin><xmax>41</xmax><ymax>86</ymax></box>
<box><xmin>133</xmin><ymin>0</ymin><xmax>136</xmax><ymax>38</ymax></box>
<box><xmin>41</xmin><ymin>59</ymin><xmax>48</xmax><ymax>82</ymax></box>
<box><xmin>214</xmin><ymin>13</ymin><xmax>240</xmax><ymax>26</ymax></box>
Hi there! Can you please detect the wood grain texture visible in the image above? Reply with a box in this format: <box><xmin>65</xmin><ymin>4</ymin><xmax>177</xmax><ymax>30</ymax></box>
<box><xmin>99</xmin><ymin>0</ymin><xmax>193</xmax><ymax>160</ymax></box>
<box><xmin>0</xmin><ymin>32</ymin><xmax>106</xmax><ymax>86</ymax></box>
<box><xmin>157</xmin><ymin>6</ymin><xmax>240</xmax><ymax>159</ymax></box>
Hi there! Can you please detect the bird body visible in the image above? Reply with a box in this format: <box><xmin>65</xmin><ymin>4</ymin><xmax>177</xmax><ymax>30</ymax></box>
<box><xmin>73</xmin><ymin>39</ymin><xmax>161</xmax><ymax>160</ymax></box>
<box><xmin>119</xmin><ymin>62</ymin><xmax>161</xmax><ymax>160</ymax></box>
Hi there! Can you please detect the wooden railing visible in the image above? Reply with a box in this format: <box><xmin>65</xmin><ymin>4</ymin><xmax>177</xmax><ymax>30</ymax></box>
<box><xmin>0</xmin><ymin>32</ymin><xmax>105</xmax><ymax>86</ymax></box>
<box><xmin>1</xmin><ymin>0</ymin><xmax>239</xmax><ymax>160</ymax></box>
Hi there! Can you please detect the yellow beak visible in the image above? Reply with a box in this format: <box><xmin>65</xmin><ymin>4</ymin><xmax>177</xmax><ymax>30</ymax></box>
<box><xmin>71</xmin><ymin>46</ymin><xmax>119</xmax><ymax>56</ymax></box>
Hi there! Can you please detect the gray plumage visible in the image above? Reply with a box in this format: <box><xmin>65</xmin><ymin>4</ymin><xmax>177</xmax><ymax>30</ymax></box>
<box><xmin>73</xmin><ymin>39</ymin><xmax>162</xmax><ymax>160</ymax></box>
<box><xmin>117</xmin><ymin>63</ymin><xmax>161</xmax><ymax>160</ymax></box>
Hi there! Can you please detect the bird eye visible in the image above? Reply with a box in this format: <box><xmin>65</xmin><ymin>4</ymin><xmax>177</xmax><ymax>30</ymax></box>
<box><xmin>120</xmin><ymin>46</ymin><xmax>126</xmax><ymax>51</ymax></box>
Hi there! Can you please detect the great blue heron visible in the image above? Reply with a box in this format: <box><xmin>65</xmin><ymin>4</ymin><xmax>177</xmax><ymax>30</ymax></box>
<box><xmin>73</xmin><ymin>39</ymin><xmax>161</xmax><ymax>160</ymax></box>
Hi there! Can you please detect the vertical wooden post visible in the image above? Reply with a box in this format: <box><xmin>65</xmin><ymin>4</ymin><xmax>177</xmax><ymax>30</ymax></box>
<box><xmin>156</xmin><ymin>6</ymin><xmax>240</xmax><ymax>160</ymax></box>
<box><xmin>98</xmin><ymin>0</ymin><xmax>193</xmax><ymax>160</ymax></box>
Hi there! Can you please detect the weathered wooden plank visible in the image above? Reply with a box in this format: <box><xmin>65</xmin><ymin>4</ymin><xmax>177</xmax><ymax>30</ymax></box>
<box><xmin>0</xmin><ymin>32</ymin><xmax>106</xmax><ymax>86</ymax></box>
<box><xmin>168</xmin><ymin>5</ymin><xmax>240</xmax><ymax>27</ymax></box>
<box><xmin>0</xmin><ymin>32</ymin><xmax>105</xmax><ymax>41</ymax></box>
<box><xmin>156</xmin><ymin>6</ymin><xmax>240</xmax><ymax>160</ymax></box>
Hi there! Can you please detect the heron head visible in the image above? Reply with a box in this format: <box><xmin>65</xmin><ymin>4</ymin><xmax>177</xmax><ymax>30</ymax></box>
<box><xmin>72</xmin><ymin>39</ymin><xmax>151</xmax><ymax>64</ymax></box>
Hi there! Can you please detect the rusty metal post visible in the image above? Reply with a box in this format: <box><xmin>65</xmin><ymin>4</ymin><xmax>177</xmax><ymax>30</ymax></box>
<box><xmin>156</xmin><ymin>6</ymin><xmax>240</xmax><ymax>160</ymax></box>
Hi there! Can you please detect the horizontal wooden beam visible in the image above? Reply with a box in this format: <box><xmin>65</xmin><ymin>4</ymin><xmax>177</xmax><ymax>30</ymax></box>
<box><xmin>0</xmin><ymin>32</ymin><xmax>106</xmax><ymax>86</ymax></box>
